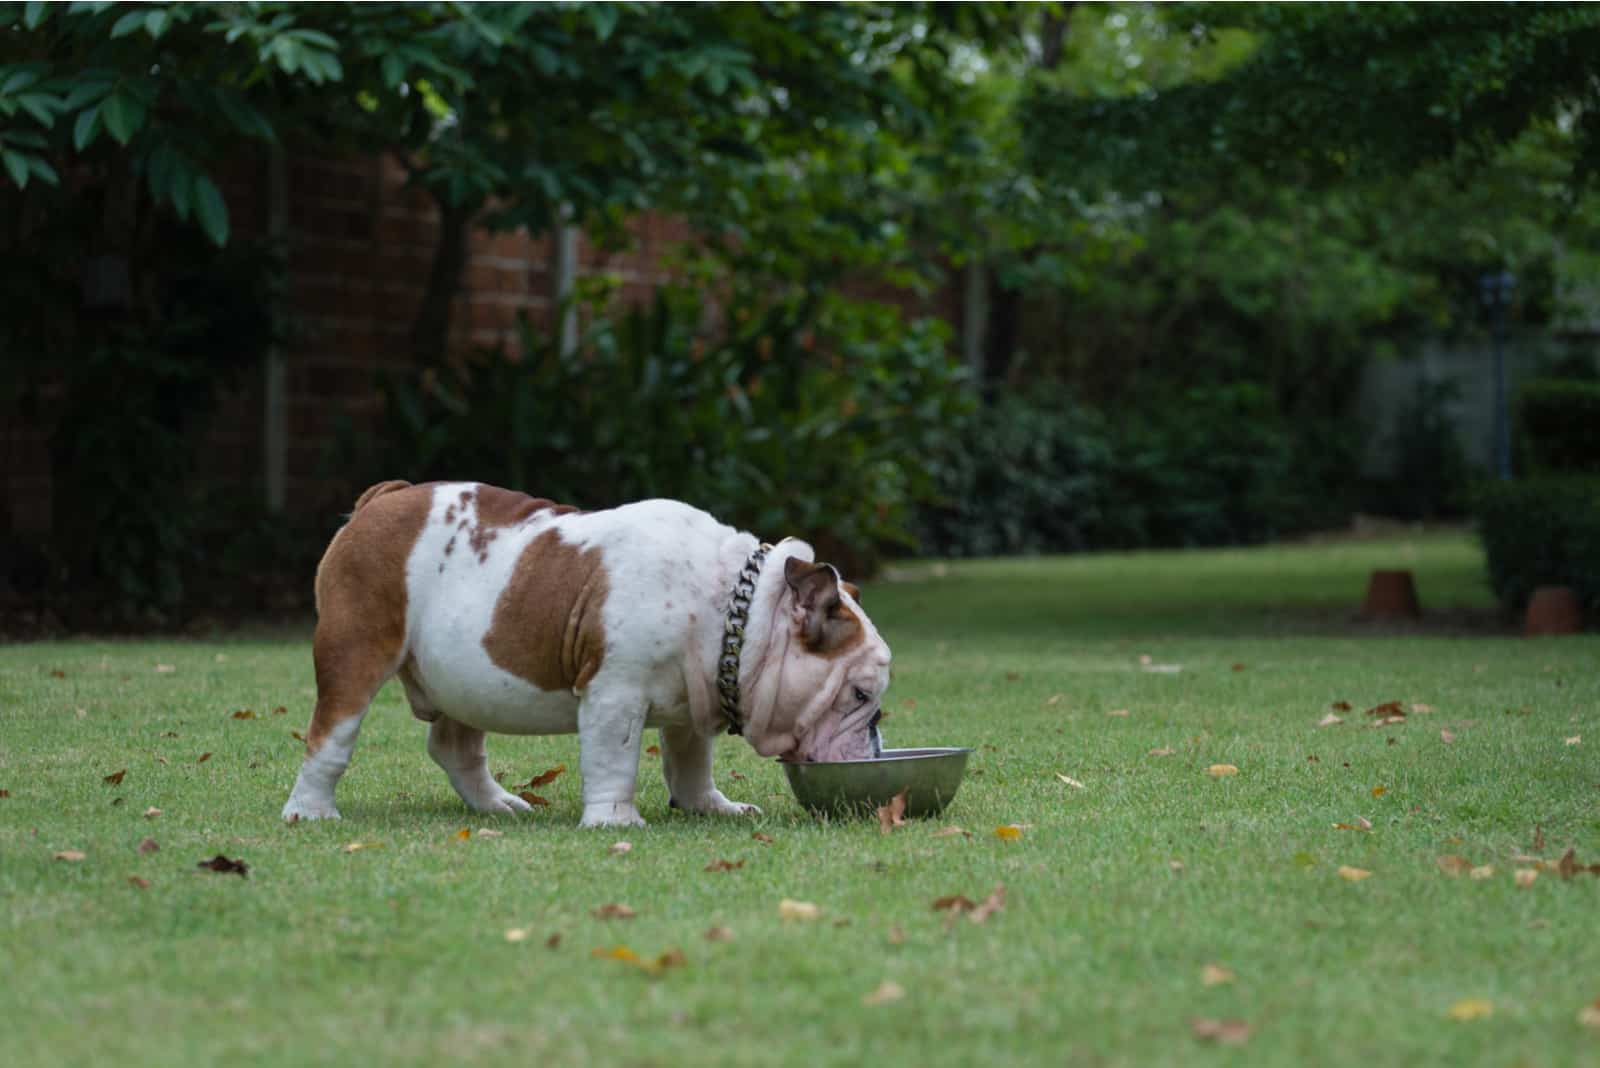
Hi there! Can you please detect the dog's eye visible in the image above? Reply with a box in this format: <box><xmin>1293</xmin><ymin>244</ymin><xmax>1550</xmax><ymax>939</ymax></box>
<box><xmin>853</xmin><ymin>686</ymin><xmax>871</xmax><ymax>705</ymax></box>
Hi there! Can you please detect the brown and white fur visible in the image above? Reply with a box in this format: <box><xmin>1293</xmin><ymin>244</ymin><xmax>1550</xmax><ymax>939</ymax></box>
<box><xmin>282</xmin><ymin>481</ymin><xmax>891</xmax><ymax>828</ymax></box>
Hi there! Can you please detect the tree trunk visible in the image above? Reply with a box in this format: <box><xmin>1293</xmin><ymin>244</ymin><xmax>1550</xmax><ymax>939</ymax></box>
<box><xmin>410</xmin><ymin>195</ymin><xmax>473</xmax><ymax>365</ymax></box>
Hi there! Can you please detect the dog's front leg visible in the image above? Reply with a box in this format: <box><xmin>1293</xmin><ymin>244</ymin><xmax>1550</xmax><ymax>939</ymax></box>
<box><xmin>576</xmin><ymin>684</ymin><xmax>647</xmax><ymax>828</ymax></box>
<box><xmin>660</xmin><ymin>724</ymin><xmax>761</xmax><ymax>817</ymax></box>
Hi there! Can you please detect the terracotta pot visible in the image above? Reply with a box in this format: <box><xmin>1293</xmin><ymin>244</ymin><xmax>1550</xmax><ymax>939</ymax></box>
<box><xmin>1524</xmin><ymin>585</ymin><xmax>1582</xmax><ymax>636</ymax></box>
<box><xmin>1360</xmin><ymin>569</ymin><xmax>1420</xmax><ymax>620</ymax></box>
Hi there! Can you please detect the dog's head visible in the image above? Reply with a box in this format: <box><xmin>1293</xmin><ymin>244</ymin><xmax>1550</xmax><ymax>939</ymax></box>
<box><xmin>742</xmin><ymin>552</ymin><xmax>891</xmax><ymax>763</ymax></box>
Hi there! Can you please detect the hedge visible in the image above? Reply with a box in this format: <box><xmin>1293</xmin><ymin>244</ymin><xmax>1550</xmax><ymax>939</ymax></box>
<box><xmin>1517</xmin><ymin>379</ymin><xmax>1600</xmax><ymax>475</ymax></box>
<box><xmin>1474</xmin><ymin>475</ymin><xmax>1600</xmax><ymax>619</ymax></box>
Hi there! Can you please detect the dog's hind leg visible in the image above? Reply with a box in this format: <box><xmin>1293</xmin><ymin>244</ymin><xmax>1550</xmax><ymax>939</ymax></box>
<box><xmin>281</xmin><ymin>624</ymin><xmax>397</xmax><ymax>822</ymax></box>
<box><xmin>426</xmin><ymin>715</ymin><xmax>535</xmax><ymax>815</ymax></box>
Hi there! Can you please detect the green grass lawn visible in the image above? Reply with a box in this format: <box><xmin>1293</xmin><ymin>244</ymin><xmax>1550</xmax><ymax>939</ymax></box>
<box><xmin>3</xmin><ymin>530</ymin><xmax>1597</xmax><ymax>1066</ymax></box>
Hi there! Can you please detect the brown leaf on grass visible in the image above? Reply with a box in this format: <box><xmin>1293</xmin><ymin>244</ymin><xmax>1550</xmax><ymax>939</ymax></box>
<box><xmin>520</xmin><ymin>764</ymin><xmax>566</xmax><ymax>789</ymax></box>
<box><xmin>1306</xmin><ymin>754</ymin><xmax>1320</xmax><ymax>763</ymax></box>
<box><xmin>1334</xmin><ymin>817</ymin><xmax>1373</xmax><ymax>832</ymax></box>
<box><xmin>196</xmin><ymin>752</ymin><xmax>211</xmax><ymax>764</ymax></box>
<box><xmin>1004</xmin><ymin>671</ymin><xmax>1020</xmax><ymax>681</ymax></box>
<box><xmin>609</xmin><ymin>841</ymin><xmax>632</xmax><ymax>856</ymax></box>
<box><xmin>196</xmin><ymin>854</ymin><xmax>248</xmax><ymax>877</ymax></box>
<box><xmin>704</xmin><ymin>859</ymin><xmax>745</xmax><ymax>872</ymax></box>
<box><xmin>969</xmin><ymin>883</ymin><xmax>1006</xmax><ymax>924</ymax></box>
<box><xmin>877</xmin><ymin>789</ymin><xmax>908</xmax><ymax>834</ymax></box>
<box><xmin>1533</xmin><ymin>824</ymin><xmax>1546</xmax><ymax>852</ymax></box>
<box><xmin>1557</xmin><ymin>847</ymin><xmax>1579</xmax><ymax>880</ymax></box>
<box><xmin>932</xmin><ymin>894</ymin><xmax>977</xmax><ymax>913</ymax></box>
<box><xmin>1190</xmin><ymin>1018</ymin><xmax>1252</xmax><ymax>1045</ymax></box>
<box><xmin>137</xmin><ymin>837</ymin><xmax>159</xmax><ymax>854</ymax></box>
<box><xmin>728</xmin><ymin>770</ymin><xmax>745</xmax><ymax>780</ymax></box>
<box><xmin>50</xmin><ymin>669</ymin><xmax>66</xmax><ymax>679</ymax></box>
<box><xmin>342</xmin><ymin>841</ymin><xmax>382</xmax><ymax>853</ymax></box>
<box><xmin>1045</xmin><ymin>694</ymin><xmax>1063</xmax><ymax>706</ymax></box>
<box><xmin>272</xmin><ymin>705</ymin><xmax>287</xmax><ymax>715</ymax></box>
<box><xmin>778</xmin><ymin>899</ymin><xmax>821</xmax><ymax>921</ymax></box>
<box><xmin>593</xmin><ymin>903</ymin><xmax>636</xmax><ymax>920</ymax></box>
<box><xmin>154</xmin><ymin>663</ymin><xmax>176</xmax><ymax>674</ymax></box>
<box><xmin>1149</xmin><ymin>747</ymin><xmax>1176</xmax><ymax>757</ymax></box>
<box><xmin>993</xmin><ymin>824</ymin><xmax>1024</xmax><ymax>841</ymax></box>
<box><xmin>1447</xmin><ymin>998</ymin><xmax>1493</xmax><ymax>1021</ymax></box>
<box><xmin>590</xmin><ymin>944</ymin><xmax>684</xmax><ymax>976</ymax></box>
<box><xmin>231</xmin><ymin>709</ymin><xmax>255</xmax><ymax>720</ymax></box>
<box><xmin>752</xmin><ymin>832</ymin><xmax>773</xmax><ymax>845</ymax></box>
<box><xmin>0</xmin><ymin>789</ymin><xmax>10</xmax><ymax>798</ymax></box>
<box><xmin>1578</xmin><ymin>999</ymin><xmax>1600</xmax><ymax>1029</ymax></box>
<box><xmin>704</xmin><ymin>926</ymin><xmax>734</xmax><ymax>942</ymax></box>
<box><xmin>645</xmin><ymin>745</ymin><xmax>660</xmax><ymax>756</ymax></box>
<box><xmin>104</xmin><ymin>769</ymin><xmax>126</xmax><ymax>785</ymax></box>
<box><xmin>454</xmin><ymin>828</ymin><xmax>472</xmax><ymax>841</ymax></box>
<box><xmin>886</xmin><ymin>925</ymin><xmax>906</xmax><ymax>945</ymax></box>
<box><xmin>504</xmin><ymin>928</ymin><xmax>530</xmax><ymax>943</ymax></box>
<box><xmin>863</xmin><ymin>980</ymin><xmax>905</xmax><ymax>1006</ymax></box>
<box><xmin>1337</xmin><ymin>866</ymin><xmax>1372</xmax><ymax>882</ymax></box>
<box><xmin>1470</xmin><ymin>865</ymin><xmax>1495</xmax><ymax>880</ymax></box>
<box><xmin>53</xmin><ymin>850</ymin><xmax>86</xmax><ymax>862</ymax></box>
<box><xmin>291</xmin><ymin>730</ymin><xmax>306</xmax><ymax>743</ymax></box>
<box><xmin>1316</xmin><ymin>713</ymin><xmax>1344</xmax><ymax>728</ymax></box>
<box><xmin>128</xmin><ymin>875</ymin><xmax>150</xmax><ymax>889</ymax></box>
<box><xmin>1055</xmin><ymin>773</ymin><xmax>1086</xmax><ymax>789</ymax></box>
<box><xmin>1107</xmin><ymin>708</ymin><xmax>1131</xmax><ymax>717</ymax></box>
<box><xmin>1515</xmin><ymin>868</ymin><xmax>1539</xmax><ymax>888</ymax></box>
<box><xmin>1331</xmin><ymin>700</ymin><xmax>1352</xmax><ymax>712</ymax></box>
<box><xmin>1566</xmin><ymin>735</ymin><xmax>1582</xmax><ymax>746</ymax></box>
<box><xmin>545</xmin><ymin>933</ymin><xmax>562</xmax><ymax>949</ymax></box>
<box><xmin>1440</xmin><ymin>729</ymin><xmax>1456</xmax><ymax>744</ymax></box>
<box><xmin>931</xmin><ymin>826</ymin><xmax>971</xmax><ymax>839</ymax></box>
<box><xmin>1207</xmin><ymin>764</ymin><xmax>1239</xmax><ymax>778</ymax></box>
<box><xmin>518</xmin><ymin>792</ymin><xmax>550</xmax><ymax>806</ymax></box>
<box><xmin>1436</xmin><ymin>855</ymin><xmax>1472</xmax><ymax>876</ymax></box>
<box><xmin>1366</xmin><ymin>701</ymin><xmax>1404</xmax><ymax>718</ymax></box>
<box><xmin>1371</xmin><ymin>785</ymin><xmax>1388</xmax><ymax>798</ymax></box>
<box><xmin>1231</xmin><ymin>663</ymin><xmax>1247</xmax><ymax>672</ymax></box>
<box><xmin>1201</xmin><ymin>963</ymin><xmax>1236</xmax><ymax>987</ymax></box>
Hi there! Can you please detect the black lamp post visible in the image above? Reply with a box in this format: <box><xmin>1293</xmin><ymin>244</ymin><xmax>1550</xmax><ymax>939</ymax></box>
<box><xmin>1478</xmin><ymin>269</ymin><xmax>1515</xmax><ymax>481</ymax></box>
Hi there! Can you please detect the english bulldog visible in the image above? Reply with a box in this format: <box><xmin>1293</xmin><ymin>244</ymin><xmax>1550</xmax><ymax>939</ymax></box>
<box><xmin>282</xmin><ymin>480</ymin><xmax>891</xmax><ymax>827</ymax></box>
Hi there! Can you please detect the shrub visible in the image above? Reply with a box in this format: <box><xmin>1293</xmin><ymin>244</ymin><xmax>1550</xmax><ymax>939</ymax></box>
<box><xmin>1474</xmin><ymin>476</ymin><xmax>1600</xmax><ymax>617</ymax></box>
<box><xmin>1516</xmin><ymin>379</ymin><xmax>1600</xmax><ymax>475</ymax></box>
<box><xmin>344</xmin><ymin>286</ymin><xmax>970</xmax><ymax>573</ymax></box>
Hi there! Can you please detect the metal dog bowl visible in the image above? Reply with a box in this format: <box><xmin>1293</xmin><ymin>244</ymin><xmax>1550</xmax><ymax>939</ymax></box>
<box><xmin>781</xmin><ymin>747</ymin><xmax>973</xmax><ymax>818</ymax></box>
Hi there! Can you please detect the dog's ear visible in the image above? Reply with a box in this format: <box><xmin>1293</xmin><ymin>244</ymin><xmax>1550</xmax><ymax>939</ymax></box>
<box><xmin>784</xmin><ymin>558</ymin><xmax>860</xmax><ymax>654</ymax></box>
<box><xmin>841</xmin><ymin>581</ymin><xmax>861</xmax><ymax>603</ymax></box>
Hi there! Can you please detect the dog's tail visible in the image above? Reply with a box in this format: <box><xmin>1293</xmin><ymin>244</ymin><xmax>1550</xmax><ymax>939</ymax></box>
<box><xmin>350</xmin><ymin>480</ymin><xmax>413</xmax><ymax>514</ymax></box>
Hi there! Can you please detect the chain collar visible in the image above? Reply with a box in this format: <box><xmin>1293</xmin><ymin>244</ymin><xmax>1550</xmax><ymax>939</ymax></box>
<box><xmin>717</xmin><ymin>541</ymin><xmax>772</xmax><ymax>735</ymax></box>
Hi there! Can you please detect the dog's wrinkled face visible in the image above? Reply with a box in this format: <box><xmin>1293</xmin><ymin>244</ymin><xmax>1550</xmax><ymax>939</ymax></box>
<box><xmin>775</xmin><ymin>558</ymin><xmax>892</xmax><ymax>763</ymax></box>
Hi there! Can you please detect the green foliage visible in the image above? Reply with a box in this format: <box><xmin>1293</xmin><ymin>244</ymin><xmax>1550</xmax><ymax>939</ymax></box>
<box><xmin>1516</xmin><ymin>378</ymin><xmax>1600</xmax><ymax>474</ymax></box>
<box><xmin>916</xmin><ymin>383</ymin><xmax>1335</xmax><ymax>557</ymax></box>
<box><xmin>342</xmin><ymin>289</ymin><xmax>969</xmax><ymax>569</ymax></box>
<box><xmin>1365</xmin><ymin>378</ymin><xmax>1475</xmax><ymax>521</ymax></box>
<box><xmin>1474</xmin><ymin>476</ymin><xmax>1600</xmax><ymax>616</ymax></box>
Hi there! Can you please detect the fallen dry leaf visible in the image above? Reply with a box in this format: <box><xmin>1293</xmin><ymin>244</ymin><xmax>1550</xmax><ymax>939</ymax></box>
<box><xmin>1207</xmin><ymin>764</ymin><xmax>1239</xmax><ymax>778</ymax></box>
<box><xmin>1148</xmin><ymin>747</ymin><xmax>1176</xmax><ymax>757</ymax></box>
<box><xmin>272</xmin><ymin>705</ymin><xmax>287</xmax><ymax>715</ymax></box>
<box><xmin>142</xmin><ymin>806</ymin><xmax>161</xmax><ymax>819</ymax></box>
<box><xmin>1515</xmin><ymin>868</ymin><xmax>1539</xmax><ymax>888</ymax></box>
<box><xmin>454</xmin><ymin>828</ymin><xmax>472</xmax><ymax>841</ymax></box>
<box><xmin>342</xmin><ymin>841</ymin><xmax>382</xmax><ymax>853</ymax></box>
<box><xmin>231</xmin><ymin>709</ymin><xmax>255</xmax><ymax>720</ymax></box>
<box><xmin>1436</xmin><ymin>855</ymin><xmax>1472</xmax><ymax>876</ymax></box>
<box><xmin>1366</xmin><ymin>700</ymin><xmax>1403</xmax><ymax>718</ymax></box>
<box><xmin>704</xmin><ymin>859</ymin><xmax>745</xmax><ymax>872</ymax></box>
<box><xmin>1470</xmin><ymin>865</ymin><xmax>1495</xmax><ymax>880</ymax></box>
<box><xmin>154</xmin><ymin>663</ymin><xmax>176</xmax><ymax>674</ymax></box>
<box><xmin>877</xmin><ymin>789</ymin><xmax>908</xmax><ymax>834</ymax></box>
<box><xmin>1317</xmin><ymin>713</ymin><xmax>1344</xmax><ymax>728</ymax></box>
<box><xmin>1331</xmin><ymin>700</ymin><xmax>1352</xmax><ymax>711</ymax></box>
<box><xmin>504</xmin><ymin>928</ymin><xmax>530</xmax><ymax>943</ymax></box>
<box><xmin>1055</xmin><ymin>773</ymin><xmax>1086</xmax><ymax>790</ymax></box>
<box><xmin>518</xmin><ymin>792</ymin><xmax>549</xmax><ymax>806</ymax></box>
<box><xmin>609</xmin><ymin>841</ymin><xmax>633</xmax><ymax>856</ymax></box>
<box><xmin>50</xmin><ymin>669</ymin><xmax>66</xmax><ymax>678</ymax></box>
<box><xmin>590</xmin><ymin>945</ymin><xmax>684</xmax><ymax>976</ymax></box>
<box><xmin>545</xmin><ymin>933</ymin><xmax>561</xmax><ymax>949</ymax></box>
<box><xmin>290</xmin><ymin>730</ymin><xmax>306</xmax><ymax>743</ymax></box>
<box><xmin>593</xmin><ymin>903</ymin><xmax>636</xmax><ymax>920</ymax></box>
<box><xmin>1533</xmin><ymin>824</ymin><xmax>1546</xmax><ymax>852</ymax></box>
<box><xmin>1579</xmin><ymin>1000</ymin><xmax>1600</xmax><ymax>1029</ymax></box>
<box><xmin>1107</xmin><ymin>708</ymin><xmax>1131</xmax><ymax>717</ymax></box>
<box><xmin>104</xmin><ymin>769</ymin><xmax>127</xmax><ymax>785</ymax></box>
<box><xmin>932</xmin><ymin>894</ymin><xmax>977</xmax><ymax>913</ymax></box>
<box><xmin>475</xmin><ymin>829</ymin><xmax>504</xmax><ymax>839</ymax></box>
<box><xmin>128</xmin><ymin>875</ymin><xmax>150</xmax><ymax>889</ymax></box>
<box><xmin>931</xmin><ymin>826</ymin><xmax>971</xmax><ymax>839</ymax></box>
<box><xmin>993</xmin><ymin>824</ymin><xmax>1024</xmax><ymax>841</ymax></box>
<box><xmin>1045</xmin><ymin>694</ymin><xmax>1063</xmax><ymax>706</ymax></box>
<box><xmin>1337</xmin><ymin>866</ymin><xmax>1372</xmax><ymax>882</ymax></box>
<box><xmin>137</xmin><ymin>837</ymin><xmax>159</xmax><ymax>855</ymax></box>
<box><xmin>778</xmin><ymin>899</ymin><xmax>821</xmax><ymax>921</ymax></box>
<box><xmin>969</xmin><ymin>883</ymin><xmax>1006</xmax><ymax>924</ymax></box>
<box><xmin>1448</xmin><ymin>998</ymin><xmax>1493</xmax><ymax>1021</ymax></box>
<box><xmin>863</xmin><ymin>980</ymin><xmax>905</xmax><ymax>1006</ymax></box>
<box><xmin>1231</xmin><ymin>663</ymin><xmax>1246</xmax><ymax>672</ymax></box>
<box><xmin>1169</xmin><ymin>859</ymin><xmax>1186</xmax><ymax>873</ymax></box>
<box><xmin>1190</xmin><ymin>1018</ymin><xmax>1252</xmax><ymax>1045</ymax></box>
<box><xmin>1440</xmin><ymin>729</ymin><xmax>1456</xmax><ymax>744</ymax></box>
<box><xmin>752</xmin><ymin>832</ymin><xmax>773</xmax><ymax>845</ymax></box>
<box><xmin>521</xmin><ymin>764</ymin><xmax>566</xmax><ymax>789</ymax></box>
<box><xmin>704</xmin><ymin>926</ymin><xmax>734</xmax><ymax>942</ymax></box>
<box><xmin>196</xmin><ymin>752</ymin><xmax>211</xmax><ymax>764</ymax></box>
<box><xmin>1556</xmin><ymin>847</ymin><xmax>1578</xmax><ymax>880</ymax></box>
<box><xmin>887</xmin><ymin>925</ymin><xmax>906</xmax><ymax>945</ymax></box>
<box><xmin>1566</xmin><ymin>735</ymin><xmax>1582</xmax><ymax>746</ymax></box>
<box><xmin>645</xmin><ymin>745</ymin><xmax>660</xmax><ymax>756</ymax></box>
<box><xmin>1334</xmin><ymin>817</ymin><xmax>1373</xmax><ymax>832</ymax></box>
<box><xmin>1371</xmin><ymin>785</ymin><xmax>1388</xmax><ymax>798</ymax></box>
<box><xmin>1201</xmin><ymin>963</ymin><xmax>1236</xmax><ymax>987</ymax></box>
<box><xmin>53</xmin><ymin>850</ymin><xmax>87</xmax><ymax>862</ymax></box>
<box><xmin>0</xmin><ymin>789</ymin><xmax>9</xmax><ymax>798</ymax></box>
<box><xmin>1412</xmin><ymin>703</ymin><xmax>1434</xmax><ymax>714</ymax></box>
<box><xmin>196</xmin><ymin>854</ymin><xmax>248</xmax><ymax>877</ymax></box>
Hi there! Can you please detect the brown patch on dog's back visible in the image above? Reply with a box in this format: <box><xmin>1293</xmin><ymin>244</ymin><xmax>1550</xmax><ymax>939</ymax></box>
<box><xmin>483</xmin><ymin>529</ymin><xmax>609</xmax><ymax>692</ymax></box>
<box><xmin>305</xmin><ymin>482</ymin><xmax>432</xmax><ymax>751</ymax></box>
<box><xmin>476</xmin><ymin>484</ymin><xmax>579</xmax><ymax>529</ymax></box>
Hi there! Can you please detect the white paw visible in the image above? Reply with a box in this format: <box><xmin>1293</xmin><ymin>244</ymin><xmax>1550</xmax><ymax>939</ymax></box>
<box><xmin>679</xmin><ymin>791</ymin><xmax>762</xmax><ymax>817</ymax></box>
<box><xmin>580</xmin><ymin>802</ymin><xmax>648</xmax><ymax>828</ymax></box>
<box><xmin>465</xmin><ymin>787</ymin><xmax>534</xmax><ymax>815</ymax></box>
<box><xmin>282</xmin><ymin>798</ymin><xmax>340</xmax><ymax>822</ymax></box>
